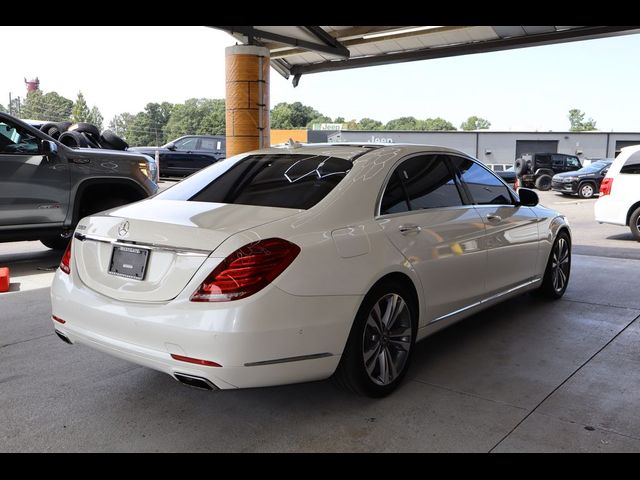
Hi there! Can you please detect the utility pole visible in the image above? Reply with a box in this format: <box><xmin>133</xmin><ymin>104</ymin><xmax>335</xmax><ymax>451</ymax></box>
<box><xmin>8</xmin><ymin>93</ymin><xmax>12</xmax><ymax>115</ymax></box>
<box><xmin>17</xmin><ymin>96</ymin><xmax>21</xmax><ymax>117</ymax></box>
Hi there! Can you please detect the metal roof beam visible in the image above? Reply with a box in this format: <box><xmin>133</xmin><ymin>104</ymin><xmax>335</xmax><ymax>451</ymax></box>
<box><xmin>211</xmin><ymin>26</ymin><xmax>350</xmax><ymax>58</ymax></box>
<box><xmin>290</xmin><ymin>25</ymin><xmax>640</xmax><ymax>76</ymax></box>
<box><xmin>303</xmin><ymin>26</ymin><xmax>350</xmax><ymax>58</ymax></box>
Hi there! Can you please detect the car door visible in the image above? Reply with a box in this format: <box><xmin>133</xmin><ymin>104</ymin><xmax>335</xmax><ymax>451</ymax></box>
<box><xmin>0</xmin><ymin>118</ymin><xmax>69</xmax><ymax>226</ymax></box>
<box><xmin>377</xmin><ymin>154</ymin><xmax>487</xmax><ymax>324</ymax></box>
<box><xmin>449</xmin><ymin>155</ymin><xmax>540</xmax><ymax>296</ymax></box>
<box><xmin>195</xmin><ymin>137</ymin><xmax>223</xmax><ymax>170</ymax></box>
<box><xmin>166</xmin><ymin>137</ymin><xmax>200</xmax><ymax>175</ymax></box>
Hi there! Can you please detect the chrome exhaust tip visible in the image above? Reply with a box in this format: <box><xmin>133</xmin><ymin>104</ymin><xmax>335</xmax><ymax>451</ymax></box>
<box><xmin>55</xmin><ymin>330</ymin><xmax>73</xmax><ymax>345</ymax></box>
<box><xmin>174</xmin><ymin>373</ymin><xmax>218</xmax><ymax>391</ymax></box>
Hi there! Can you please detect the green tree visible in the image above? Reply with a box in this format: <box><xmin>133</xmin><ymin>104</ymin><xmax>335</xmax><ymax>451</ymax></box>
<box><xmin>385</xmin><ymin>116</ymin><xmax>420</xmax><ymax>130</ymax></box>
<box><xmin>71</xmin><ymin>92</ymin><xmax>91</xmax><ymax>123</ymax></box>
<box><xmin>420</xmin><ymin>117</ymin><xmax>456</xmax><ymax>131</ymax></box>
<box><xmin>460</xmin><ymin>116</ymin><xmax>491</xmax><ymax>130</ymax></box>
<box><xmin>88</xmin><ymin>106</ymin><xmax>104</xmax><ymax>130</ymax></box>
<box><xmin>334</xmin><ymin>116</ymin><xmax>345</xmax><ymax>124</ymax></box>
<box><xmin>0</xmin><ymin>103</ymin><xmax>6</xmax><ymax>113</ymax></box>
<box><xmin>21</xmin><ymin>90</ymin><xmax>73</xmax><ymax>121</ymax></box>
<box><xmin>306</xmin><ymin>115</ymin><xmax>333</xmax><ymax>128</ymax></box>
<box><xmin>108</xmin><ymin>113</ymin><xmax>134</xmax><ymax>137</ymax></box>
<box><xmin>358</xmin><ymin>118</ymin><xmax>384</xmax><ymax>130</ymax></box>
<box><xmin>568</xmin><ymin>108</ymin><xmax>597</xmax><ymax>131</ymax></box>
<box><xmin>164</xmin><ymin>98</ymin><xmax>225</xmax><ymax>143</ymax></box>
<box><xmin>270</xmin><ymin>102</ymin><xmax>325</xmax><ymax>129</ymax></box>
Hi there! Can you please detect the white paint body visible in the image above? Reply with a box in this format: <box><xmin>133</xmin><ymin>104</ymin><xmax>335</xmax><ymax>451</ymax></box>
<box><xmin>595</xmin><ymin>145</ymin><xmax>640</xmax><ymax>226</ymax></box>
<box><xmin>51</xmin><ymin>144</ymin><xmax>569</xmax><ymax>390</ymax></box>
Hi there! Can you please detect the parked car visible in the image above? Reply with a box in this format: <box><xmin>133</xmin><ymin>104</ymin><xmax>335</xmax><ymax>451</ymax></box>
<box><xmin>495</xmin><ymin>165</ymin><xmax>516</xmax><ymax>185</ymax></box>
<box><xmin>0</xmin><ymin>112</ymin><xmax>158</xmax><ymax>250</ymax></box>
<box><xmin>51</xmin><ymin>144</ymin><xmax>571</xmax><ymax>397</ymax></box>
<box><xmin>515</xmin><ymin>153</ymin><xmax>582</xmax><ymax>191</ymax></box>
<box><xmin>551</xmin><ymin>159</ymin><xmax>613</xmax><ymax>198</ymax></box>
<box><xmin>595</xmin><ymin>145</ymin><xmax>640</xmax><ymax>240</ymax></box>
<box><xmin>129</xmin><ymin>135</ymin><xmax>226</xmax><ymax>177</ymax></box>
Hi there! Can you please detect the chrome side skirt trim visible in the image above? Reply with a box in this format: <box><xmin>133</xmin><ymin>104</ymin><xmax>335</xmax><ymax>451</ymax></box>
<box><xmin>244</xmin><ymin>352</ymin><xmax>332</xmax><ymax>367</ymax></box>
<box><xmin>74</xmin><ymin>232</ymin><xmax>211</xmax><ymax>256</ymax></box>
<box><xmin>433</xmin><ymin>278</ymin><xmax>541</xmax><ymax>323</ymax></box>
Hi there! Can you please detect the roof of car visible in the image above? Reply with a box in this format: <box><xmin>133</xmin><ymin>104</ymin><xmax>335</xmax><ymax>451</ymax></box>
<box><xmin>265</xmin><ymin>142</ymin><xmax>469</xmax><ymax>160</ymax></box>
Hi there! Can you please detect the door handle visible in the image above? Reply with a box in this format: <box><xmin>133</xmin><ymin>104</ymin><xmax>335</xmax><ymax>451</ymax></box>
<box><xmin>399</xmin><ymin>224</ymin><xmax>421</xmax><ymax>235</ymax></box>
<box><xmin>486</xmin><ymin>214</ymin><xmax>502</xmax><ymax>222</ymax></box>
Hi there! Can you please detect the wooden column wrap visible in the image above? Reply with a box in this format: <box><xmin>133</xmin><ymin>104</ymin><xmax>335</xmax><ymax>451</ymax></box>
<box><xmin>225</xmin><ymin>45</ymin><xmax>270</xmax><ymax>158</ymax></box>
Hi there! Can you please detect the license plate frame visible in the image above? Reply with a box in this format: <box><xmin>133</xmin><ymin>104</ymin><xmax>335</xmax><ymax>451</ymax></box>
<box><xmin>108</xmin><ymin>245</ymin><xmax>150</xmax><ymax>281</ymax></box>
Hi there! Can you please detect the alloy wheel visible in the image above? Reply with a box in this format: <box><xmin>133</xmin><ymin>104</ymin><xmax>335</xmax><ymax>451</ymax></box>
<box><xmin>362</xmin><ymin>293</ymin><xmax>412</xmax><ymax>386</ymax></box>
<box><xmin>580</xmin><ymin>184</ymin><xmax>594</xmax><ymax>198</ymax></box>
<box><xmin>551</xmin><ymin>237</ymin><xmax>570</xmax><ymax>293</ymax></box>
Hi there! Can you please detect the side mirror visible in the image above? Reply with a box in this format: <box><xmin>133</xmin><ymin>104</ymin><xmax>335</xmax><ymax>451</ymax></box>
<box><xmin>518</xmin><ymin>188</ymin><xmax>539</xmax><ymax>207</ymax></box>
<box><xmin>166</xmin><ymin>142</ymin><xmax>177</xmax><ymax>151</ymax></box>
<box><xmin>41</xmin><ymin>139</ymin><xmax>58</xmax><ymax>156</ymax></box>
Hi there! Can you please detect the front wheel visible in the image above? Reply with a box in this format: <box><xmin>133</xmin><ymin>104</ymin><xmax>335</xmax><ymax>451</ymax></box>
<box><xmin>334</xmin><ymin>281</ymin><xmax>417</xmax><ymax>397</ymax></box>
<box><xmin>536</xmin><ymin>231</ymin><xmax>571</xmax><ymax>299</ymax></box>
<box><xmin>629</xmin><ymin>206</ymin><xmax>640</xmax><ymax>241</ymax></box>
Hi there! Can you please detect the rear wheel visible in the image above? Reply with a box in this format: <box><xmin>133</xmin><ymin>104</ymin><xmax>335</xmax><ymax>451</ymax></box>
<box><xmin>536</xmin><ymin>231</ymin><xmax>571</xmax><ymax>299</ymax></box>
<box><xmin>334</xmin><ymin>281</ymin><xmax>417</xmax><ymax>397</ymax></box>
<box><xmin>535</xmin><ymin>174</ymin><xmax>553</xmax><ymax>191</ymax></box>
<box><xmin>578</xmin><ymin>182</ymin><xmax>595</xmax><ymax>199</ymax></box>
<box><xmin>629</xmin><ymin>206</ymin><xmax>640</xmax><ymax>241</ymax></box>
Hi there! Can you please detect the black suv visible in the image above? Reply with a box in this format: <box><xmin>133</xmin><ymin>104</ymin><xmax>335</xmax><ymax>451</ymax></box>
<box><xmin>551</xmin><ymin>159</ymin><xmax>613</xmax><ymax>198</ymax></box>
<box><xmin>515</xmin><ymin>153</ymin><xmax>582</xmax><ymax>191</ymax></box>
<box><xmin>0</xmin><ymin>112</ymin><xmax>158</xmax><ymax>249</ymax></box>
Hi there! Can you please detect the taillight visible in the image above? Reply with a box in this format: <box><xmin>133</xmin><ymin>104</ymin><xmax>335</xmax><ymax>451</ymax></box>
<box><xmin>191</xmin><ymin>238</ymin><xmax>301</xmax><ymax>302</ymax></box>
<box><xmin>60</xmin><ymin>240</ymin><xmax>72</xmax><ymax>274</ymax></box>
<box><xmin>600</xmin><ymin>177</ymin><xmax>613</xmax><ymax>196</ymax></box>
<box><xmin>514</xmin><ymin>177</ymin><xmax>520</xmax><ymax>190</ymax></box>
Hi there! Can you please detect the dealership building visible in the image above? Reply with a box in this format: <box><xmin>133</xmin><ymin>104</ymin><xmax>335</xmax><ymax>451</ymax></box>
<box><xmin>325</xmin><ymin>130</ymin><xmax>640</xmax><ymax>166</ymax></box>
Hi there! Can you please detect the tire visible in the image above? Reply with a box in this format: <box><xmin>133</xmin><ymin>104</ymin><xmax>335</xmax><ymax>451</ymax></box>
<box><xmin>514</xmin><ymin>158</ymin><xmax>527</xmax><ymax>176</ymax></box>
<box><xmin>536</xmin><ymin>231</ymin><xmax>571</xmax><ymax>299</ymax></box>
<box><xmin>68</xmin><ymin>122</ymin><xmax>100</xmax><ymax>138</ymax></box>
<box><xmin>40</xmin><ymin>236</ymin><xmax>71</xmax><ymax>251</ymax></box>
<box><xmin>535</xmin><ymin>174</ymin><xmax>553</xmax><ymax>191</ymax></box>
<box><xmin>59</xmin><ymin>131</ymin><xmax>89</xmax><ymax>148</ymax></box>
<box><xmin>578</xmin><ymin>182</ymin><xmax>596</xmax><ymax>199</ymax></box>
<box><xmin>629</xmin><ymin>206</ymin><xmax>640</xmax><ymax>241</ymax></box>
<box><xmin>333</xmin><ymin>280</ymin><xmax>417</xmax><ymax>397</ymax></box>
<box><xmin>100</xmin><ymin>130</ymin><xmax>129</xmax><ymax>150</ymax></box>
<box><xmin>39</xmin><ymin>122</ymin><xmax>63</xmax><ymax>139</ymax></box>
<box><xmin>56</xmin><ymin>121</ymin><xmax>72</xmax><ymax>132</ymax></box>
<box><xmin>81</xmin><ymin>132</ymin><xmax>101</xmax><ymax>148</ymax></box>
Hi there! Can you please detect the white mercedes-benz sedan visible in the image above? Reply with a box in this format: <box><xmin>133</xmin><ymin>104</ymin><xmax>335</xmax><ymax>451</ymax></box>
<box><xmin>51</xmin><ymin>144</ymin><xmax>571</xmax><ymax>397</ymax></box>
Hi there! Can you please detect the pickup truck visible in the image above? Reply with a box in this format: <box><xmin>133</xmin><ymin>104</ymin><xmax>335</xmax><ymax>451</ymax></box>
<box><xmin>0</xmin><ymin>112</ymin><xmax>158</xmax><ymax>249</ymax></box>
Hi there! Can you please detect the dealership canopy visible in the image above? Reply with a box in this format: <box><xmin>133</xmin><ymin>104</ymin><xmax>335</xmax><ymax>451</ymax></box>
<box><xmin>210</xmin><ymin>26</ymin><xmax>640</xmax><ymax>85</ymax></box>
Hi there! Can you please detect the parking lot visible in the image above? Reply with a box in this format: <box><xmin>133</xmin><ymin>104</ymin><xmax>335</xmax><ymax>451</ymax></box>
<box><xmin>1</xmin><ymin>189</ymin><xmax>639</xmax><ymax>452</ymax></box>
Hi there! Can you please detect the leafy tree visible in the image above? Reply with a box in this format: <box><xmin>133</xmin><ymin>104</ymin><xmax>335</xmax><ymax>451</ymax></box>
<box><xmin>306</xmin><ymin>115</ymin><xmax>333</xmax><ymax>128</ymax></box>
<box><xmin>270</xmin><ymin>102</ymin><xmax>325</xmax><ymax>129</ymax></box>
<box><xmin>420</xmin><ymin>117</ymin><xmax>456</xmax><ymax>131</ymax></box>
<box><xmin>334</xmin><ymin>116</ymin><xmax>345</xmax><ymax>124</ymax></box>
<box><xmin>568</xmin><ymin>108</ymin><xmax>597</xmax><ymax>131</ymax></box>
<box><xmin>164</xmin><ymin>98</ymin><xmax>225</xmax><ymax>142</ymax></box>
<box><xmin>358</xmin><ymin>118</ymin><xmax>383</xmax><ymax>130</ymax></box>
<box><xmin>343</xmin><ymin>119</ymin><xmax>359</xmax><ymax>130</ymax></box>
<box><xmin>21</xmin><ymin>90</ymin><xmax>73</xmax><ymax>121</ymax></box>
<box><xmin>460</xmin><ymin>116</ymin><xmax>491</xmax><ymax>130</ymax></box>
<box><xmin>0</xmin><ymin>103</ymin><xmax>5</xmax><ymax>113</ymax></box>
<box><xmin>88</xmin><ymin>106</ymin><xmax>104</xmax><ymax>130</ymax></box>
<box><xmin>385</xmin><ymin>116</ymin><xmax>420</xmax><ymax>130</ymax></box>
<box><xmin>108</xmin><ymin>113</ymin><xmax>134</xmax><ymax>137</ymax></box>
<box><xmin>71</xmin><ymin>92</ymin><xmax>91</xmax><ymax>123</ymax></box>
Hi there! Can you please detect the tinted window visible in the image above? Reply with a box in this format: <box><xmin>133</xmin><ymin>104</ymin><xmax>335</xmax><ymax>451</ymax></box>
<box><xmin>397</xmin><ymin>155</ymin><xmax>463</xmax><ymax>209</ymax></box>
<box><xmin>621</xmin><ymin>151</ymin><xmax>640</xmax><ymax>174</ymax></box>
<box><xmin>451</xmin><ymin>157</ymin><xmax>513</xmax><ymax>205</ymax></box>
<box><xmin>200</xmin><ymin>138</ymin><xmax>219</xmax><ymax>150</ymax></box>
<box><xmin>380</xmin><ymin>171</ymin><xmax>409</xmax><ymax>215</ymax></box>
<box><xmin>0</xmin><ymin>121</ymin><xmax>40</xmax><ymax>155</ymax></box>
<box><xmin>174</xmin><ymin>137</ymin><xmax>198</xmax><ymax>150</ymax></box>
<box><xmin>189</xmin><ymin>154</ymin><xmax>351</xmax><ymax>209</ymax></box>
<box><xmin>566</xmin><ymin>156</ymin><xmax>581</xmax><ymax>168</ymax></box>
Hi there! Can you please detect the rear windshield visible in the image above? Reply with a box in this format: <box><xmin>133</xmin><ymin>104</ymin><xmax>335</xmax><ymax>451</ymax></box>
<box><xmin>188</xmin><ymin>154</ymin><xmax>352</xmax><ymax>209</ymax></box>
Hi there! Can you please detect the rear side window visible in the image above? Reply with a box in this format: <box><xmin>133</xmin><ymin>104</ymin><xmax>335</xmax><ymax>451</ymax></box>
<box><xmin>398</xmin><ymin>155</ymin><xmax>463</xmax><ymax>209</ymax></box>
<box><xmin>380</xmin><ymin>171</ymin><xmax>410</xmax><ymax>215</ymax></box>
<box><xmin>621</xmin><ymin>151</ymin><xmax>640</xmax><ymax>174</ymax></box>
<box><xmin>450</xmin><ymin>156</ymin><xmax>513</xmax><ymax>205</ymax></box>
<box><xmin>189</xmin><ymin>154</ymin><xmax>352</xmax><ymax>209</ymax></box>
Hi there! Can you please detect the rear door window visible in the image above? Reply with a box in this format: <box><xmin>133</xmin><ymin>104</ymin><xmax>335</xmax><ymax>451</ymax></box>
<box><xmin>450</xmin><ymin>156</ymin><xmax>513</xmax><ymax>205</ymax></box>
<box><xmin>397</xmin><ymin>155</ymin><xmax>464</xmax><ymax>210</ymax></box>
<box><xmin>188</xmin><ymin>154</ymin><xmax>352</xmax><ymax>209</ymax></box>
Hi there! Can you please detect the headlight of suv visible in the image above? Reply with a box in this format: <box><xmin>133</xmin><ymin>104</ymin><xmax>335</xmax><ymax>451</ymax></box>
<box><xmin>562</xmin><ymin>176</ymin><xmax>578</xmax><ymax>182</ymax></box>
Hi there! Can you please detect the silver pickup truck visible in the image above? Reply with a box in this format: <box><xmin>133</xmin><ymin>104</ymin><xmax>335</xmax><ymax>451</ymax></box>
<box><xmin>0</xmin><ymin>112</ymin><xmax>158</xmax><ymax>250</ymax></box>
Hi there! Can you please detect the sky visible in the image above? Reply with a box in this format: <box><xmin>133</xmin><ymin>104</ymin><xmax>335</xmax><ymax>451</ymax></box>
<box><xmin>2</xmin><ymin>25</ymin><xmax>640</xmax><ymax>132</ymax></box>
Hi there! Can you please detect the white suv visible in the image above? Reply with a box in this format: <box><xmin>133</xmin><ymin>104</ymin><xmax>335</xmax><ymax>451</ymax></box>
<box><xmin>594</xmin><ymin>145</ymin><xmax>640</xmax><ymax>240</ymax></box>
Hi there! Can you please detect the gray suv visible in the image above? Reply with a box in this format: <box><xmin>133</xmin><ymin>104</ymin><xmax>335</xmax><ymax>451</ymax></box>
<box><xmin>0</xmin><ymin>112</ymin><xmax>158</xmax><ymax>250</ymax></box>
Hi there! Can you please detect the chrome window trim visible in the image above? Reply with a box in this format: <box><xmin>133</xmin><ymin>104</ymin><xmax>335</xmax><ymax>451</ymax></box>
<box><xmin>74</xmin><ymin>232</ymin><xmax>211</xmax><ymax>256</ymax></box>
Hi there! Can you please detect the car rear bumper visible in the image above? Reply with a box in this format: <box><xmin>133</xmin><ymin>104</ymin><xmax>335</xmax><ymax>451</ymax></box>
<box><xmin>51</xmin><ymin>270</ymin><xmax>361</xmax><ymax>389</ymax></box>
<box><xmin>594</xmin><ymin>196</ymin><xmax>627</xmax><ymax>226</ymax></box>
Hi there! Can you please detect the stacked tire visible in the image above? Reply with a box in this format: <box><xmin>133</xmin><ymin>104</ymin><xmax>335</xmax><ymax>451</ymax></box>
<box><xmin>40</xmin><ymin>121</ymin><xmax>128</xmax><ymax>151</ymax></box>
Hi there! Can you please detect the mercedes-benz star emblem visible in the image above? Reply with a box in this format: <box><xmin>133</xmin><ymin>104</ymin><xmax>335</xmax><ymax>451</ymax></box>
<box><xmin>118</xmin><ymin>221</ymin><xmax>130</xmax><ymax>237</ymax></box>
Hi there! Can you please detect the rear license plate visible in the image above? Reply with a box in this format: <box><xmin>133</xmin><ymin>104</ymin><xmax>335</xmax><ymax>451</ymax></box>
<box><xmin>108</xmin><ymin>245</ymin><xmax>149</xmax><ymax>280</ymax></box>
